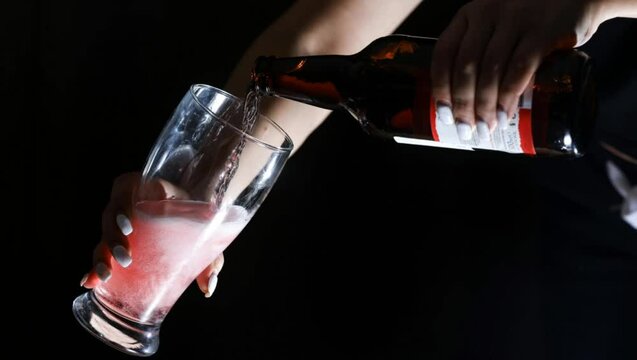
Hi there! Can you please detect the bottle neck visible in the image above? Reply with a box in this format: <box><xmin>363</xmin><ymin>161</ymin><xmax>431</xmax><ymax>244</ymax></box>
<box><xmin>251</xmin><ymin>55</ymin><xmax>350</xmax><ymax>110</ymax></box>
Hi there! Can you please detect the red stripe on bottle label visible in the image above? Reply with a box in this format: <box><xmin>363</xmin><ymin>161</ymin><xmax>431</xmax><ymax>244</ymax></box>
<box><xmin>430</xmin><ymin>96</ymin><xmax>439</xmax><ymax>141</ymax></box>
<box><xmin>518</xmin><ymin>108</ymin><xmax>536</xmax><ymax>155</ymax></box>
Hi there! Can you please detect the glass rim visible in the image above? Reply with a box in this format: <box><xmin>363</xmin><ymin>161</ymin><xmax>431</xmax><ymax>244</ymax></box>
<box><xmin>190</xmin><ymin>84</ymin><xmax>294</xmax><ymax>153</ymax></box>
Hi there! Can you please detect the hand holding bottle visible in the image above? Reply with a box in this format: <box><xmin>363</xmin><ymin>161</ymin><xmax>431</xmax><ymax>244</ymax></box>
<box><xmin>430</xmin><ymin>0</ymin><xmax>626</xmax><ymax>140</ymax></box>
<box><xmin>80</xmin><ymin>172</ymin><xmax>224</xmax><ymax>298</ymax></box>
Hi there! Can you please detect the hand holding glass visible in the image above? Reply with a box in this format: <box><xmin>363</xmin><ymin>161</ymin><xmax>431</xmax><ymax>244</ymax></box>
<box><xmin>72</xmin><ymin>84</ymin><xmax>293</xmax><ymax>356</ymax></box>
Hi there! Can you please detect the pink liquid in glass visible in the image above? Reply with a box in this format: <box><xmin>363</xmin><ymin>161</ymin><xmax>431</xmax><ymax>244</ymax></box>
<box><xmin>94</xmin><ymin>200</ymin><xmax>249</xmax><ymax>324</ymax></box>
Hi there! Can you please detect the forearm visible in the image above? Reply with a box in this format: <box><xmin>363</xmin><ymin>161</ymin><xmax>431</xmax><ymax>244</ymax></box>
<box><xmin>224</xmin><ymin>0</ymin><xmax>422</xmax><ymax>152</ymax></box>
<box><xmin>595</xmin><ymin>0</ymin><xmax>637</xmax><ymax>22</ymax></box>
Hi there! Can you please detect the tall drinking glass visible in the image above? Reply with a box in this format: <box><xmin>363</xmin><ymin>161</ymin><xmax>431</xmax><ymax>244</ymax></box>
<box><xmin>72</xmin><ymin>84</ymin><xmax>293</xmax><ymax>356</ymax></box>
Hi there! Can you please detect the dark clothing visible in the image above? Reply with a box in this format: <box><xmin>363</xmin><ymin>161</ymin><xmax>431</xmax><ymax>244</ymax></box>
<box><xmin>43</xmin><ymin>1</ymin><xmax>635</xmax><ymax>359</ymax></box>
<box><xmin>583</xmin><ymin>18</ymin><xmax>637</xmax><ymax>162</ymax></box>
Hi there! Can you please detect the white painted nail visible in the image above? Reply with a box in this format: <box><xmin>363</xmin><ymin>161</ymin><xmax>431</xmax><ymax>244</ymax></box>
<box><xmin>205</xmin><ymin>273</ymin><xmax>218</xmax><ymax>298</ymax></box>
<box><xmin>437</xmin><ymin>105</ymin><xmax>454</xmax><ymax>125</ymax></box>
<box><xmin>112</xmin><ymin>245</ymin><xmax>132</xmax><ymax>268</ymax></box>
<box><xmin>80</xmin><ymin>273</ymin><xmax>89</xmax><ymax>287</ymax></box>
<box><xmin>456</xmin><ymin>122</ymin><xmax>473</xmax><ymax>141</ymax></box>
<box><xmin>116</xmin><ymin>214</ymin><xmax>133</xmax><ymax>236</ymax></box>
<box><xmin>476</xmin><ymin>121</ymin><xmax>490</xmax><ymax>141</ymax></box>
<box><xmin>95</xmin><ymin>262</ymin><xmax>111</xmax><ymax>282</ymax></box>
<box><xmin>497</xmin><ymin>110</ymin><xmax>509</xmax><ymax>129</ymax></box>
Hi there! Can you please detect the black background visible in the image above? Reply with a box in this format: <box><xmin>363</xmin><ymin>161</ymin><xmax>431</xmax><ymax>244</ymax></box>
<box><xmin>19</xmin><ymin>1</ymin><xmax>637</xmax><ymax>359</ymax></box>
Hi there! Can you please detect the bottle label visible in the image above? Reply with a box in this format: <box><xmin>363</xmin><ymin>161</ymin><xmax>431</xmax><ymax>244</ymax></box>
<box><xmin>395</xmin><ymin>87</ymin><xmax>536</xmax><ymax>155</ymax></box>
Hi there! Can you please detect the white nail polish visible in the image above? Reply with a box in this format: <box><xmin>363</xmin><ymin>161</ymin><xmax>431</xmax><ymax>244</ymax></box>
<box><xmin>112</xmin><ymin>245</ymin><xmax>132</xmax><ymax>268</ymax></box>
<box><xmin>205</xmin><ymin>273</ymin><xmax>218</xmax><ymax>298</ymax></box>
<box><xmin>456</xmin><ymin>123</ymin><xmax>473</xmax><ymax>141</ymax></box>
<box><xmin>80</xmin><ymin>273</ymin><xmax>89</xmax><ymax>287</ymax></box>
<box><xmin>116</xmin><ymin>214</ymin><xmax>133</xmax><ymax>236</ymax></box>
<box><xmin>437</xmin><ymin>105</ymin><xmax>454</xmax><ymax>125</ymax></box>
<box><xmin>96</xmin><ymin>262</ymin><xmax>111</xmax><ymax>282</ymax></box>
<box><xmin>476</xmin><ymin>121</ymin><xmax>490</xmax><ymax>141</ymax></box>
<box><xmin>497</xmin><ymin>110</ymin><xmax>509</xmax><ymax>129</ymax></box>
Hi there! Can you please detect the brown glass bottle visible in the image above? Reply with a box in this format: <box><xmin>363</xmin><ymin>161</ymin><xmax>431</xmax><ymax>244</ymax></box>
<box><xmin>251</xmin><ymin>34</ymin><xmax>596</xmax><ymax>157</ymax></box>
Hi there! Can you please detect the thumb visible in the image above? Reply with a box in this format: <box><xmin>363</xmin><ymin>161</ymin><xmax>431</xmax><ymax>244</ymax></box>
<box><xmin>137</xmin><ymin>178</ymin><xmax>191</xmax><ymax>201</ymax></box>
<box><xmin>196</xmin><ymin>253</ymin><xmax>225</xmax><ymax>298</ymax></box>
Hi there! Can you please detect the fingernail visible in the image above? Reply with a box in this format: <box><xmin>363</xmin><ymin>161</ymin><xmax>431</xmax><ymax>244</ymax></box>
<box><xmin>497</xmin><ymin>110</ymin><xmax>509</xmax><ymax>129</ymax></box>
<box><xmin>80</xmin><ymin>273</ymin><xmax>89</xmax><ymax>287</ymax></box>
<box><xmin>436</xmin><ymin>103</ymin><xmax>454</xmax><ymax>125</ymax></box>
<box><xmin>96</xmin><ymin>262</ymin><xmax>111</xmax><ymax>282</ymax></box>
<box><xmin>116</xmin><ymin>214</ymin><xmax>133</xmax><ymax>236</ymax></box>
<box><xmin>476</xmin><ymin>121</ymin><xmax>490</xmax><ymax>141</ymax></box>
<box><xmin>112</xmin><ymin>245</ymin><xmax>132</xmax><ymax>268</ymax></box>
<box><xmin>456</xmin><ymin>122</ymin><xmax>473</xmax><ymax>141</ymax></box>
<box><xmin>205</xmin><ymin>273</ymin><xmax>218</xmax><ymax>298</ymax></box>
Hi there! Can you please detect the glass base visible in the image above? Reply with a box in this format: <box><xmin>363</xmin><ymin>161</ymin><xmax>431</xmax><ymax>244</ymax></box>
<box><xmin>72</xmin><ymin>292</ymin><xmax>160</xmax><ymax>357</ymax></box>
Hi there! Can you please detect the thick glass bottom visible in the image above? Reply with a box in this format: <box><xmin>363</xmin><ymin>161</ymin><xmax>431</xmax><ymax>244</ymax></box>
<box><xmin>72</xmin><ymin>292</ymin><xmax>160</xmax><ymax>357</ymax></box>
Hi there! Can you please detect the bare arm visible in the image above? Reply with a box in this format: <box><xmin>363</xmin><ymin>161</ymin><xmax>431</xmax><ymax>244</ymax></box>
<box><xmin>82</xmin><ymin>0</ymin><xmax>423</xmax><ymax>293</ymax></box>
<box><xmin>224</xmin><ymin>0</ymin><xmax>423</xmax><ymax>152</ymax></box>
<box><xmin>600</xmin><ymin>0</ymin><xmax>637</xmax><ymax>19</ymax></box>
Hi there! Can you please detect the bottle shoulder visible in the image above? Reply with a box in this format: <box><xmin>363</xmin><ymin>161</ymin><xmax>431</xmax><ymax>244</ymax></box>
<box><xmin>358</xmin><ymin>34</ymin><xmax>436</xmax><ymax>59</ymax></box>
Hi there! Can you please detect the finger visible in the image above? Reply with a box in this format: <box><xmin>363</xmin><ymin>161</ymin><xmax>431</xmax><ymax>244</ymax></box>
<box><xmin>196</xmin><ymin>253</ymin><xmax>225</xmax><ymax>298</ymax></box>
<box><xmin>79</xmin><ymin>271</ymin><xmax>96</xmax><ymax>288</ymax></box>
<box><xmin>80</xmin><ymin>271</ymin><xmax>100</xmax><ymax>289</ymax></box>
<box><xmin>498</xmin><ymin>37</ymin><xmax>545</xmax><ymax>121</ymax></box>
<box><xmin>101</xmin><ymin>174</ymin><xmax>191</xmax><ymax>269</ymax></box>
<box><xmin>101</xmin><ymin>207</ymin><xmax>133</xmax><ymax>268</ymax></box>
<box><xmin>475</xmin><ymin>24</ymin><xmax>519</xmax><ymax>132</ymax></box>
<box><xmin>431</xmin><ymin>9</ymin><xmax>468</xmax><ymax>125</ymax></box>
<box><xmin>102</xmin><ymin>172</ymin><xmax>140</xmax><ymax>254</ymax></box>
<box><xmin>111</xmin><ymin>172</ymin><xmax>142</xmax><ymax>204</ymax></box>
<box><xmin>450</xmin><ymin>20</ymin><xmax>495</xmax><ymax>140</ymax></box>
<box><xmin>82</xmin><ymin>242</ymin><xmax>113</xmax><ymax>288</ymax></box>
<box><xmin>101</xmin><ymin>199</ymin><xmax>134</xmax><ymax>268</ymax></box>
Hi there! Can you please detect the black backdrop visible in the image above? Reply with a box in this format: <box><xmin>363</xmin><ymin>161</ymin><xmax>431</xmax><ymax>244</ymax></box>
<box><xmin>22</xmin><ymin>1</ymin><xmax>637</xmax><ymax>359</ymax></box>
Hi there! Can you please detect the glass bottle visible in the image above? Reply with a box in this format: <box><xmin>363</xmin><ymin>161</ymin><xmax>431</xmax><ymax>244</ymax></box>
<box><xmin>251</xmin><ymin>34</ymin><xmax>596</xmax><ymax>157</ymax></box>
